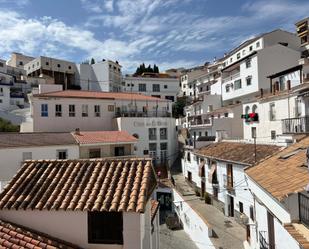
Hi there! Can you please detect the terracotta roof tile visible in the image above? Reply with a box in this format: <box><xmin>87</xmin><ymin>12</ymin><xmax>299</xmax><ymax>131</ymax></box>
<box><xmin>0</xmin><ymin>158</ymin><xmax>157</xmax><ymax>213</ymax></box>
<box><xmin>0</xmin><ymin>133</ymin><xmax>76</xmax><ymax>149</ymax></box>
<box><xmin>246</xmin><ymin>136</ymin><xmax>309</xmax><ymax>201</ymax></box>
<box><xmin>196</xmin><ymin>142</ymin><xmax>281</xmax><ymax>165</ymax></box>
<box><xmin>33</xmin><ymin>90</ymin><xmax>169</xmax><ymax>102</ymax></box>
<box><xmin>72</xmin><ymin>131</ymin><xmax>137</xmax><ymax>144</ymax></box>
<box><xmin>0</xmin><ymin>220</ymin><xmax>81</xmax><ymax>249</ymax></box>
<box><xmin>151</xmin><ymin>200</ymin><xmax>159</xmax><ymax>222</ymax></box>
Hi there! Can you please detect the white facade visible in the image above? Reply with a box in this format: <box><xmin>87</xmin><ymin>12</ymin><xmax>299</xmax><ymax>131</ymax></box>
<box><xmin>180</xmin><ymin>68</ymin><xmax>207</xmax><ymax>97</ymax></box>
<box><xmin>25</xmin><ymin>92</ymin><xmax>172</xmax><ymax>132</ymax></box>
<box><xmin>124</xmin><ymin>75</ymin><xmax>179</xmax><ymax>102</ymax></box>
<box><xmin>0</xmin><ymin>144</ymin><xmax>79</xmax><ymax>184</ymax></box>
<box><xmin>77</xmin><ymin>60</ymin><xmax>122</xmax><ymax>92</ymax></box>
<box><xmin>0</xmin><ymin>200</ymin><xmax>158</xmax><ymax>249</ymax></box>
<box><xmin>0</xmin><ymin>83</ymin><xmax>12</xmax><ymax>110</ymax></box>
<box><xmin>222</xmin><ymin>30</ymin><xmax>301</xmax><ymax>104</ymax></box>
<box><xmin>113</xmin><ymin>117</ymin><xmax>177</xmax><ymax>165</ymax></box>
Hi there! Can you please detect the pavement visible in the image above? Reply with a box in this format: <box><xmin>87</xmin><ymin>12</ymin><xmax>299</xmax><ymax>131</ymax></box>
<box><xmin>172</xmin><ymin>173</ymin><xmax>246</xmax><ymax>249</ymax></box>
<box><xmin>159</xmin><ymin>224</ymin><xmax>199</xmax><ymax>249</ymax></box>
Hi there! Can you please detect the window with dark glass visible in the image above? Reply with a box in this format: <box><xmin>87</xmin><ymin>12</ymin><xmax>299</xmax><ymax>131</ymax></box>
<box><xmin>57</xmin><ymin>150</ymin><xmax>67</xmax><ymax>159</ymax></box>
<box><xmin>160</xmin><ymin>128</ymin><xmax>167</xmax><ymax>140</ymax></box>
<box><xmin>55</xmin><ymin>104</ymin><xmax>62</xmax><ymax>117</ymax></box>
<box><xmin>153</xmin><ymin>84</ymin><xmax>160</xmax><ymax>92</ymax></box>
<box><xmin>69</xmin><ymin>104</ymin><xmax>75</xmax><ymax>117</ymax></box>
<box><xmin>88</xmin><ymin>211</ymin><xmax>123</xmax><ymax>244</ymax></box>
<box><xmin>41</xmin><ymin>104</ymin><xmax>48</xmax><ymax>117</ymax></box>
<box><xmin>94</xmin><ymin>105</ymin><xmax>100</xmax><ymax>117</ymax></box>
<box><xmin>89</xmin><ymin>149</ymin><xmax>101</xmax><ymax>158</ymax></box>
<box><xmin>138</xmin><ymin>83</ymin><xmax>146</xmax><ymax>92</ymax></box>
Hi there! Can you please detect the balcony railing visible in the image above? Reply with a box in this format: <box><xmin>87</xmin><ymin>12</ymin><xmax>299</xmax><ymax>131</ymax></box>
<box><xmin>189</xmin><ymin>118</ymin><xmax>212</xmax><ymax>128</ymax></box>
<box><xmin>115</xmin><ymin>110</ymin><xmax>171</xmax><ymax>118</ymax></box>
<box><xmin>299</xmin><ymin>192</ymin><xmax>309</xmax><ymax>228</ymax></box>
<box><xmin>259</xmin><ymin>231</ymin><xmax>269</xmax><ymax>249</ymax></box>
<box><xmin>282</xmin><ymin>116</ymin><xmax>309</xmax><ymax>134</ymax></box>
<box><xmin>222</xmin><ymin>72</ymin><xmax>240</xmax><ymax>83</ymax></box>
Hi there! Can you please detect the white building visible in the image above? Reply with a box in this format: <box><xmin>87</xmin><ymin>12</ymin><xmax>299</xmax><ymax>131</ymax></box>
<box><xmin>7</xmin><ymin>52</ymin><xmax>35</xmax><ymax>69</ymax></box>
<box><xmin>0</xmin><ymin>158</ymin><xmax>160</xmax><ymax>249</ymax></box>
<box><xmin>181</xmin><ymin>142</ymin><xmax>280</xmax><ymax>226</ymax></box>
<box><xmin>77</xmin><ymin>60</ymin><xmax>122</xmax><ymax>92</ymax></box>
<box><xmin>221</xmin><ymin>29</ymin><xmax>301</xmax><ymax>105</ymax></box>
<box><xmin>124</xmin><ymin>73</ymin><xmax>179</xmax><ymax>102</ymax></box>
<box><xmin>245</xmin><ymin>137</ymin><xmax>309</xmax><ymax>249</ymax></box>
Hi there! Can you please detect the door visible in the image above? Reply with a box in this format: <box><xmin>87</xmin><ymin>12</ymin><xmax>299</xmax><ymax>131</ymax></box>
<box><xmin>227</xmin><ymin>164</ymin><xmax>233</xmax><ymax>189</ymax></box>
<box><xmin>228</xmin><ymin>195</ymin><xmax>234</xmax><ymax>217</ymax></box>
<box><xmin>114</xmin><ymin>146</ymin><xmax>125</xmax><ymax>156</ymax></box>
<box><xmin>267</xmin><ymin>211</ymin><xmax>275</xmax><ymax>249</ymax></box>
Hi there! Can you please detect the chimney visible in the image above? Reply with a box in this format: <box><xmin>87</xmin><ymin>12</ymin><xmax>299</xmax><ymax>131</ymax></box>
<box><xmin>75</xmin><ymin>128</ymin><xmax>80</xmax><ymax>135</ymax></box>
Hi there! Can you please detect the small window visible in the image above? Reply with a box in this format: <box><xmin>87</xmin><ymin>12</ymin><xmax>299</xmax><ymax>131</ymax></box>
<box><xmin>160</xmin><ymin>142</ymin><xmax>167</xmax><ymax>150</ymax></box>
<box><xmin>160</xmin><ymin>128</ymin><xmax>167</xmax><ymax>140</ymax></box>
<box><xmin>250</xmin><ymin>206</ymin><xmax>255</xmax><ymax>221</ymax></box>
<box><xmin>57</xmin><ymin>150</ymin><xmax>67</xmax><ymax>159</ymax></box>
<box><xmin>187</xmin><ymin>152</ymin><xmax>191</xmax><ymax>162</ymax></box>
<box><xmin>22</xmin><ymin>152</ymin><xmax>32</xmax><ymax>161</ymax></box>
<box><xmin>237</xmin><ymin>53</ymin><xmax>240</xmax><ymax>59</ymax></box>
<box><xmin>46</xmin><ymin>61</ymin><xmax>49</xmax><ymax>66</ymax></box>
<box><xmin>269</xmin><ymin>103</ymin><xmax>276</xmax><ymax>121</ymax></box>
<box><xmin>138</xmin><ymin>84</ymin><xmax>146</xmax><ymax>92</ymax></box>
<box><xmin>224</xmin><ymin>113</ymin><xmax>229</xmax><ymax>117</ymax></box>
<box><xmin>69</xmin><ymin>104</ymin><xmax>75</xmax><ymax>117</ymax></box>
<box><xmin>164</xmin><ymin>85</ymin><xmax>168</xmax><ymax>89</ymax></box>
<box><xmin>82</xmin><ymin>104</ymin><xmax>88</xmax><ymax>117</ymax></box>
<box><xmin>239</xmin><ymin>202</ymin><xmax>244</xmax><ymax>213</ymax></box>
<box><xmin>132</xmin><ymin>133</ymin><xmax>139</xmax><ymax>139</ymax></box>
<box><xmin>256</xmin><ymin>41</ymin><xmax>260</xmax><ymax>48</ymax></box>
<box><xmin>41</xmin><ymin>104</ymin><xmax>48</xmax><ymax>117</ymax></box>
<box><xmin>249</xmin><ymin>46</ymin><xmax>253</xmax><ymax>51</ymax></box>
<box><xmin>230</xmin><ymin>57</ymin><xmax>233</xmax><ymax>63</ymax></box>
<box><xmin>153</xmin><ymin>84</ymin><xmax>160</xmax><ymax>92</ymax></box>
<box><xmin>149</xmin><ymin>143</ymin><xmax>157</xmax><ymax>152</ymax></box>
<box><xmin>19</xmin><ymin>61</ymin><xmax>23</xmax><ymax>66</ymax></box>
<box><xmin>0</xmin><ymin>62</ymin><xmax>3</xmax><ymax>67</ymax></box>
<box><xmin>108</xmin><ymin>105</ymin><xmax>114</xmax><ymax>112</ymax></box>
<box><xmin>57</xmin><ymin>64</ymin><xmax>61</xmax><ymax>68</ymax></box>
<box><xmin>234</xmin><ymin>79</ymin><xmax>242</xmax><ymax>90</ymax></box>
<box><xmin>242</xmin><ymin>50</ymin><xmax>246</xmax><ymax>56</ymax></box>
<box><xmin>55</xmin><ymin>104</ymin><xmax>62</xmax><ymax>117</ymax></box>
<box><xmin>246</xmin><ymin>76</ymin><xmax>252</xmax><ymax>86</ymax></box>
<box><xmin>225</xmin><ymin>85</ymin><xmax>230</xmax><ymax>92</ymax></box>
<box><xmin>89</xmin><ymin>149</ymin><xmax>101</xmax><ymax>158</ymax></box>
<box><xmin>245</xmin><ymin>106</ymin><xmax>250</xmax><ymax>115</ymax></box>
<box><xmin>94</xmin><ymin>105</ymin><xmax>100</xmax><ymax>117</ymax></box>
<box><xmin>88</xmin><ymin>212</ymin><xmax>123</xmax><ymax>244</ymax></box>
<box><xmin>68</xmin><ymin>65</ymin><xmax>72</xmax><ymax>70</ymax></box>
<box><xmin>246</xmin><ymin>59</ymin><xmax>251</xmax><ymax>68</ymax></box>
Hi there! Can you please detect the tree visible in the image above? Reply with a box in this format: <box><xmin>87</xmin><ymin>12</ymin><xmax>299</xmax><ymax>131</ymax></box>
<box><xmin>172</xmin><ymin>97</ymin><xmax>186</xmax><ymax>118</ymax></box>
<box><xmin>0</xmin><ymin>118</ymin><xmax>19</xmax><ymax>132</ymax></box>
<box><xmin>90</xmin><ymin>58</ymin><xmax>95</xmax><ymax>64</ymax></box>
<box><xmin>154</xmin><ymin>64</ymin><xmax>159</xmax><ymax>73</ymax></box>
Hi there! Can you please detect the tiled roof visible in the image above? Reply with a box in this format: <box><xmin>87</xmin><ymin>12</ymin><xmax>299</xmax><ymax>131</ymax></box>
<box><xmin>0</xmin><ymin>220</ymin><xmax>81</xmax><ymax>249</ymax></box>
<box><xmin>0</xmin><ymin>158</ymin><xmax>157</xmax><ymax>213</ymax></box>
<box><xmin>196</xmin><ymin>142</ymin><xmax>281</xmax><ymax>166</ymax></box>
<box><xmin>72</xmin><ymin>131</ymin><xmax>137</xmax><ymax>144</ymax></box>
<box><xmin>285</xmin><ymin>224</ymin><xmax>309</xmax><ymax>249</ymax></box>
<box><xmin>151</xmin><ymin>200</ymin><xmax>159</xmax><ymax>222</ymax></box>
<box><xmin>246</xmin><ymin>137</ymin><xmax>309</xmax><ymax>201</ymax></box>
<box><xmin>34</xmin><ymin>90</ymin><xmax>169</xmax><ymax>102</ymax></box>
<box><xmin>0</xmin><ymin>133</ymin><xmax>77</xmax><ymax>149</ymax></box>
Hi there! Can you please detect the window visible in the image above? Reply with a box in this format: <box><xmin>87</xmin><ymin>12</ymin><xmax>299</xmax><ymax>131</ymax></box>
<box><xmin>242</xmin><ymin>50</ymin><xmax>246</xmax><ymax>56</ymax></box>
<box><xmin>0</xmin><ymin>88</ymin><xmax>3</xmax><ymax>95</ymax></box>
<box><xmin>256</xmin><ymin>41</ymin><xmax>260</xmax><ymax>48</ymax></box>
<box><xmin>41</xmin><ymin>104</ymin><xmax>48</xmax><ymax>117</ymax></box>
<box><xmin>230</xmin><ymin>57</ymin><xmax>233</xmax><ymax>63</ymax></box>
<box><xmin>0</xmin><ymin>99</ymin><xmax>2</xmax><ymax>103</ymax></box>
<box><xmin>252</xmin><ymin>104</ymin><xmax>258</xmax><ymax>113</ymax></box>
<box><xmin>224</xmin><ymin>112</ymin><xmax>229</xmax><ymax>117</ymax></box>
<box><xmin>88</xmin><ymin>212</ymin><xmax>123</xmax><ymax>244</ymax></box>
<box><xmin>271</xmin><ymin>130</ymin><xmax>276</xmax><ymax>140</ymax></box>
<box><xmin>57</xmin><ymin>64</ymin><xmax>61</xmax><ymax>68</ymax></box>
<box><xmin>239</xmin><ymin>202</ymin><xmax>244</xmax><ymax>213</ymax></box>
<box><xmin>225</xmin><ymin>85</ymin><xmax>230</xmax><ymax>92</ymax></box>
<box><xmin>187</xmin><ymin>152</ymin><xmax>191</xmax><ymax>162</ymax></box>
<box><xmin>55</xmin><ymin>104</ymin><xmax>62</xmax><ymax>117</ymax></box>
<box><xmin>82</xmin><ymin>104</ymin><xmax>88</xmax><ymax>117</ymax></box>
<box><xmin>269</xmin><ymin>103</ymin><xmax>276</xmax><ymax>121</ymax></box>
<box><xmin>19</xmin><ymin>61</ymin><xmax>23</xmax><ymax>66</ymax></box>
<box><xmin>46</xmin><ymin>61</ymin><xmax>49</xmax><ymax>66</ymax></box>
<box><xmin>149</xmin><ymin>128</ymin><xmax>157</xmax><ymax>140</ymax></box>
<box><xmin>251</xmin><ymin>127</ymin><xmax>257</xmax><ymax>139</ymax></box>
<box><xmin>94</xmin><ymin>105</ymin><xmax>100</xmax><ymax>117</ymax></box>
<box><xmin>0</xmin><ymin>62</ymin><xmax>3</xmax><ymax>67</ymax></box>
<box><xmin>234</xmin><ymin>79</ymin><xmax>242</xmax><ymax>90</ymax></box>
<box><xmin>108</xmin><ymin>105</ymin><xmax>114</xmax><ymax>112</ymax></box>
<box><xmin>246</xmin><ymin>59</ymin><xmax>251</xmax><ymax>68</ymax></box>
<box><xmin>237</xmin><ymin>53</ymin><xmax>240</xmax><ymax>59</ymax></box>
<box><xmin>153</xmin><ymin>84</ymin><xmax>160</xmax><ymax>92</ymax></box>
<box><xmin>89</xmin><ymin>149</ymin><xmax>101</xmax><ymax>158</ymax></box>
<box><xmin>250</xmin><ymin>205</ymin><xmax>255</xmax><ymax>221</ymax></box>
<box><xmin>279</xmin><ymin>76</ymin><xmax>285</xmax><ymax>91</ymax></box>
<box><xmin>138</xmin><ymin>84</ymin><xmax>146</xmax><ymax>92</ymax></box>
<box><xmin>68</xmin><ymin>66</ymin><xmax>72</xmax><ymax>70</ymax></box>
<box><xmin>164</xmin><ymin>85</ymin><xmax>168</xmax><ymax>89</ymax></box>
<box><xmin>160</xmin><ymin>128</ymin><xmax>167</xmax><ymax>140</ymax></box>
<box><xmin>22</xmin><ymin>152</ymin><xmax>32</xmax><ymax>161</ymax></box>
<box><xmin>160</xmin><ymin>142</ymin><xmax>167</xmax><ymax>150</ymax></box>
<box><xmin>57</xmin><ymin>150</ymin><xmax>67</xmax><ymax>159</ymax></box>
<box><xmin>69</xmin><ymin>104</ymin><xmax>75</xmax><ymax>117</ymax></box>
<box><xmin>249</xmin><ymin>46</ymin><xmax>253</xmax><ymax>51</ymax></box>
<box><xmin>187</xmin><ymin>171</ymin><xmax>192</xmax><ymax>182</ymax></box>
<box><xmin>149</xmin><ymin>143</ymin><xmax>157</xmax><ymax>151</ymax></box>
<box><xmin>246</xmin><ymin>76</ymin><xmax>252</xmax><ymax>86</ymax></box>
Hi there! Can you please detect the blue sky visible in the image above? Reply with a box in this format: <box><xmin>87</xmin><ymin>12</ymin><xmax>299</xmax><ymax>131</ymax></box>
<box><xmin>0</xmin><ymin>0</ymin><xmax>308</xmax><ymax>73</ymax></box>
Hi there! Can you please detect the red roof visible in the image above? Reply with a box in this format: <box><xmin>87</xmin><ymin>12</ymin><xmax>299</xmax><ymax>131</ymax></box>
<box><xmin>34</xmin><ymin>90</ymin><xmax>169</xmax><ymax>102</ymax></box>
<box><xmin>72</xmin><ymin>131</ymin><xmax>137</xmax><ymax>144</ymax></box>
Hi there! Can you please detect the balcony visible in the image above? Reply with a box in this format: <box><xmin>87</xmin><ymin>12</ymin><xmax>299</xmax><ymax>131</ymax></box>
<box><xmin>222</xmin><ymin>72</ymin><xmax>240</xmax><ymax>83</ymax></box>
<box><xmin>115</xmin><ymin>110</ymin><xmax>171</xmax><ymax>118</ymax></box>
<box><xmin>189</xmin><ymin>118</ymin><xmax>212</xmax><ymax>128</ymax></box>
<box><xmin>282</xmin><ymin>116</ymin><xmax>309</xmax><ymax>134</ymax></box>
<box><xmin>259</xmin><ymin>231</ymin><xmax>269</xmax><ymax>249</ymax></box>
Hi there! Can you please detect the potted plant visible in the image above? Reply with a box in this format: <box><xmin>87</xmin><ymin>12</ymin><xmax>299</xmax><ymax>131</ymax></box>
<box><xmin>204</xmin><ymin>192</ymin><xmax>211</xmax><ymax>204</ymax></box>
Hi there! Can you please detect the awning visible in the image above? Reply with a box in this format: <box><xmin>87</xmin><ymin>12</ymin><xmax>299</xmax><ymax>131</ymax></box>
<box><xmin>208</xmin><ymin>163</ymin><xmax>217</xmax><ymax>183</ymax></box>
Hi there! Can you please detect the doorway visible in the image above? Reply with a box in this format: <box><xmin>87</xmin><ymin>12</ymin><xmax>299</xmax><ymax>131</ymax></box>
<box><xmin>228</xmin><ymin>195</ymin><xmax>234</xmax><ymax>217</ymax></box>
<box><xmin>114</xmin><ymin>146</ymin><xmax>125</xmax><ymax>156</ymax></box>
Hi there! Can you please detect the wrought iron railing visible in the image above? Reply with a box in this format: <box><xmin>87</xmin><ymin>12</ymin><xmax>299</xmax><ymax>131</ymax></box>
<box><xmin>299</xmin><ymin>192</ymin><xmax>309</xmax><ymax>228</ymax></box>
<box><xmin>259</xmin><ymin>231</ymin><xmax>269</xmax><ymax>249</ymax></box>
<box><xmin>282</xmin><ymin>116</ymin><xmax>309</xmax><ymax>133</ymax></box>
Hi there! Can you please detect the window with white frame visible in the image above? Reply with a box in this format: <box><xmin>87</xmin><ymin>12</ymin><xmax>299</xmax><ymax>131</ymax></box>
<box><xmin>55</xmin><ymin>104</ymin><xmax>62</xmax><ymax>117</ymax></box>
<box><xmin>234</xmin><ymin>79</ymin><xmax>242</xmax><ymax>90</ymax></box>
<box><xmin>69</xmin><ymin>104</ymin><xmax>75</xmax><ymax>117</ymax></box>
<box><xmin>82</xmin><ymin>104</ymin><xmax>88</xmax><ymax>117</ymax></box>
<box><xmin>94</xmin><ymin>105</ymin><xmax>100</xmax><ymax>117</ymax></box>
<box><xmin>57</xmin><ymin>150</ymin><xmax>67</xmax><ymax>159</ymax></box>
<box><xmin>41</xmin><ymin>104</ymin><xmax>48</xmax><ymax>117</ymax></box>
